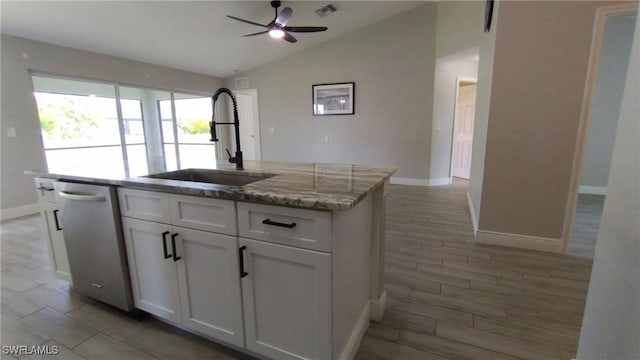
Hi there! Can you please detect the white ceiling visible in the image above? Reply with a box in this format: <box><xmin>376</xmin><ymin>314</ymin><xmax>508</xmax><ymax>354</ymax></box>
<box><xmin>0</xmin><ymin>1</ymin><xmax>426</xmax><ymax>78</ymax></box>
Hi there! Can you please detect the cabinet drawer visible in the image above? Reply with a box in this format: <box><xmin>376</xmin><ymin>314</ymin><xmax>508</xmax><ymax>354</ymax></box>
<box><xmin>118</xmin><ymin>188</ymin><xmax>171</xmax><ymax>223</ymax></box>
<box><xmin>34</xmin><ymin>177</ymin><xmax>57</xmax><ymax>203</ymax></box>
<box><xmin>237</xmin><ymin>202</ymin><xmax>332</xmax><ymax>252</ymax></box>
<box><xmin>169</xmin><ymin>194</ymin><xmax>237</xmax><ymax>235</ymax></box>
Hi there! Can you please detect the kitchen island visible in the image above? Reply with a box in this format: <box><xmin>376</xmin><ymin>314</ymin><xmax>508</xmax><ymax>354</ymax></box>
<box><xmin>28</xmin><ymin>160</ymin><xmax>396</xmax><ymax>360</ymax></box>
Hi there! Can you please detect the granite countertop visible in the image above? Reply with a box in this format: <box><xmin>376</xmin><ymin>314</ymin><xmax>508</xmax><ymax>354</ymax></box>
<box><xmin>26</xmin><ymin>160</ymin><xmax>397</xmax><ymax>211</ymax></box>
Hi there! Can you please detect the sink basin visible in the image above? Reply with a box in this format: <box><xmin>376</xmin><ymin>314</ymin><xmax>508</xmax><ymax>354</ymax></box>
<box><xmin>145</xmin><ymin>169</ymin><xmax>272</xmax><ymax>186</ymax></box>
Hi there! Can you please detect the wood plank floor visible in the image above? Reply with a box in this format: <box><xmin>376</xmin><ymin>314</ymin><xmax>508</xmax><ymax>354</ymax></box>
<box><xmin>355</xmin><ymin>181</ymin><xmax>593</xmax><ymax>360</ymax></box>
<box><xmin>568</xmin><ymin>194</ymin><xmax>604</xmax><ymax>259</ymax></box>
<box><xmin>1</xmin><ymin>182</ymin><xmax>594</xmax><ymax>359</ymax></box>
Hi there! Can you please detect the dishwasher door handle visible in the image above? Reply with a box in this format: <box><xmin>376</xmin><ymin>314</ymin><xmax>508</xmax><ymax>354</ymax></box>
<box><xmin>58</xmin><ymin>191</ymin><xmax>106</xmax><ymax>202</ymax></box>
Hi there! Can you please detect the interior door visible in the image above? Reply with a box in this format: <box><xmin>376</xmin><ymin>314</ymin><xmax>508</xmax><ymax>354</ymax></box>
<box><xmin>229</xmin><ymin>89</ymin><xmax>261</xmax><ymax>160</ymax></box>
<box><xmin>451</xmin><ymin>83</ymin><xmax>477</xmax><ymax>179</ymax></box>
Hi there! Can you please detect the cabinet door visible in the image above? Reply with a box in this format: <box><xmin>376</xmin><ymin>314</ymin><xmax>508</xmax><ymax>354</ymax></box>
<box><xmin>122</xmin><ymin>217</ymin><xmax>181</xmax><ymax>322</ymax></box>
<box><xmin>39</xmin><ymin>202</ymin><xmax>72</xmax><ymax>282</ymax></box>
<box><xmin>240</xmin><ymin>238</ymin><xmax>332</xmax><ymax>360</ymax></box>
<box><xmin>175</xmin><ymin>227</ymin><xmax>244</xmax><ymax>347</ymax></box>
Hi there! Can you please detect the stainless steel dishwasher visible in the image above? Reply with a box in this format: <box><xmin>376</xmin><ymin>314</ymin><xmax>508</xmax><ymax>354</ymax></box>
<box><xmin>54</xmin><ymin>181</ymin><xmax>134</xmax><ymax>312</ymax></box>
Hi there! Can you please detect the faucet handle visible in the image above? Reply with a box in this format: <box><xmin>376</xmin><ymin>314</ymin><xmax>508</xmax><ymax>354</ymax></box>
<box><xmin>225</xmin><ymin>148</ymin><xmax>237</xmax><ymax>164</ymax></box>
<box><xmin>209</xmin><ymin>121</ymin><xmax>219</xmax><ymax>142</ymax></box>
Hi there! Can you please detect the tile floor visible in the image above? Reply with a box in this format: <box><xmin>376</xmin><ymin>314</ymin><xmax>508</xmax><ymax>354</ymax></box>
<box><xmin>1</xmin><ymin>182</ymin><xmax>594</xmax><ymax>359</ymax></box>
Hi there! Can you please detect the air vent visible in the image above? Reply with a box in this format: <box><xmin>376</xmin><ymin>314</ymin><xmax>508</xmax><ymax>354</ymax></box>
<box><xmin>235</xmin><ymin>77</ymin><xmax>249</xmax><ymax>89</ymax></box>
<box><xmin>315</xmin><ymin>4</ymin><xmax>337</xmax><ymax>18</ymax></box>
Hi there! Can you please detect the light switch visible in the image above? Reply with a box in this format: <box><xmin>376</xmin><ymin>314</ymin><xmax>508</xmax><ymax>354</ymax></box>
<box><xmin>268</xmin><ymin>128</ymin><xmax>274</xmax><ymax>134</ymax></box>
<box><xmin>6</xmin><ymin>127</ymin><xmax>16</xmax><ymax>138</ymax></box>
<box><xmin>324</xmin><ymin>136</ymin><xmax>329</xmax><ymax>143</ymax></box>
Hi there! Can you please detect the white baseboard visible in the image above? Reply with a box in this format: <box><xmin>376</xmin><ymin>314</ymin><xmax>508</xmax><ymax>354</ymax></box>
<box><xmin>428</xmin><ymin>178</ymin><xmax>451</xmax><ymax>186</ymax></box>
<box><xmin>339</xmin><ymin>302</ymin><xmax>370</xmax><ymax>360</ymax></box>
<box><xmin>466</xmin><ymin>192</ymin><xmax>478</xmax><ymax>235</ymax></box>
<box><xmin>390</xmin><ymin>177</ymin><xmax>451</xmax><ymax>187</ymax></box>
<box><xmin>578</xmin><ymin>185</ymin><xmax>607</xmax><ymax>195</ymax></box>
<box><xmin>369</xmin><ymin>290</ymin><xmax>387</xmax><ymax>322</ymax></box>
<box><xmin>1</xmin><ymin>203</ymin><xmax>40</xmax><ymax>221</ymax></box>
<box><xmin>476</xmin><ymin>230</ymin><xmax>563</xmax><ymax>253</ymax></box>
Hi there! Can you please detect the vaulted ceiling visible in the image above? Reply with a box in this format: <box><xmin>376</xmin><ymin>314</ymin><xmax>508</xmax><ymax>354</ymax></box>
<box><xmin>1</xmin><ymin>1</ymin><xmax>426</xmax><ymax>78</ymax></box>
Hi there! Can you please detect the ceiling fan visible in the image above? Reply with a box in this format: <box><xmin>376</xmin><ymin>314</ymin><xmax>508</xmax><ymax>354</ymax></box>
<box><xmin>227</xmin><ymin>1</ymin><xmax>328</xmax><ymax>43</ymax></box>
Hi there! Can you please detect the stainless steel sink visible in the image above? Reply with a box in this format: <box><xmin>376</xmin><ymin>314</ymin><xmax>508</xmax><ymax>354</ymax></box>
<box><xmin>145</xmin><ymin>169</ymin><xmax>273</xmax><ymax>186</ymax></box>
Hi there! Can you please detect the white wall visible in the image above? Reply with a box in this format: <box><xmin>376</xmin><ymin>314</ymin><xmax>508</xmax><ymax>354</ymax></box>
<box><xmin>577</xmin><ymin>8</ymin><xmax>639</xmax><ymax>358</ymax></box>
<box><xmin>468</xmin><ymin>2</ymin><xmax>499</xmax><ymax>232</ymax></box>
<box><xmin>579</xmin><ymin>14</ymin><xmax>636</xmax><ymax>190</ymax></box>
<box><xmin>225</xmin><ymin>4</ymin><xmax>438</xmax><ymax>180</ymax></box>
<box><xmin>429</xmin><ymin>49</ymin><xmax>479</xmax><ymax>181</ymax></box>
<box><xmin>0</xmin><ymin>34</ymin><xmax>223</xmax><ymax>212</ymax></box>
<box><xmin>435</xmin><ymin>0</ymin><xmax>485</xmax><ymax>58</ymax></box>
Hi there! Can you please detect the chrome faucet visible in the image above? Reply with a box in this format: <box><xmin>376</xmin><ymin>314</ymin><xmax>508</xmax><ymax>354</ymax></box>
<box><xmin>209</xmin><ymin>87</ymin><xmax>243</xmax><ymax>170</ymax></box>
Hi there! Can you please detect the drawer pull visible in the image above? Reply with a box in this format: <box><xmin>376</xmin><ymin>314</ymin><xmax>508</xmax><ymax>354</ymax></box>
<box><xmin>171</xmin><ymin>233</ymin><xmax>181</xmax><ymax>261</ymax></box>
<box><xmin>53</xmin><ymin>209</ymin><xmax>63</xmax><ymax>231</ymax></box>
<box><xmin>162</xmin><ymin>231</ymin><xmax>171</xmax><ymax>259</ymax></box>
<box><xmin>239</xmin><ymin>246</ymin><xmax>248</xmax><ymax>278</ymax></box>
<box><xmin>262</xmin><ymin>219</ymin><xmax>296</xmax><ymax>229</ymax></box>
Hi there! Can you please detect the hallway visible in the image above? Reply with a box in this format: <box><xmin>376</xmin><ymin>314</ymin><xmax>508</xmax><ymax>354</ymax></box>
<box><xmin>356</xmin><ymin>182</ymin><xmax>593</xmax><ymax>360</ymax></box>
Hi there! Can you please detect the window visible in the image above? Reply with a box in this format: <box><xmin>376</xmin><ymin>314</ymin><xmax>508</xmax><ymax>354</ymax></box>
<box><xmin>32</xmin><ymin>75</ymin><xmax>216</xmax><ymax>178</ymax></box>
<box><xmin>33</xmin><ymin>77</ymin><xmax>125</xmax><ymax>177</ymax></box>
<box><xmin>120</xmin><ymin>98</ymin><xmax>148</xmax><ymax>176</ymax></box>
<box><xmin>159</xmin><ymin>94</ymin><xmax>215</xmax><ymax>170</ymax></box>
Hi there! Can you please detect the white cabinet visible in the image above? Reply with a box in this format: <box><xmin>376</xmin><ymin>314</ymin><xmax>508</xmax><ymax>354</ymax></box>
<box><xmin>121</xmin><ymin>218</ymin><xmax>179</xmax><ymax>322</ymax></box>
<box><xmin>120</xmin><ymin>188</ymin><xmax>374</xmax><ymax>360</ymax></box>
<box><xmin>245</xmin><ymin>195</ymin><xmax>375</xmax><ymax>360</ymax></box>
<box><xmin>177</xmin><ymin>227</ymin><xmax>244</xmax><ymax>346</ymax></box>
<box><xmin>119</xmin><ymin>189</ymin><xmax>244</xmax><ymax>347</ymax></box>
<box><xmin>237</xmin><ymin>201</ymin><xmax>335</xmax><ymax>359</ymax></box>
<box><xmin>239</xmin><ymin>238</ymin><xmax>331</xmax><ymax>360</ymax></box>
<box><xmin>34</xmin><ymin>178</ymin><xmax>71</xmax><ymax>282</ymax></box>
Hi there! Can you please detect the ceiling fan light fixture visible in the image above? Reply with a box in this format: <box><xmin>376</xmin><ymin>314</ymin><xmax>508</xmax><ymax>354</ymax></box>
<box><xmin>227</xmin><ymin>1</ymin><xmax>328</xmax><ymax>44</ymax></box>
<box><xmin>269</xmin><ymin>29</ymin><xmax>285</xmax><ymax>38</ymax></box>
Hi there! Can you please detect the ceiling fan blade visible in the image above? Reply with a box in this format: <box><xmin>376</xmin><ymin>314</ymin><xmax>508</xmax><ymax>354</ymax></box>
<box><xmin>226</xmin><ymin>15</ymin><xmax>267</xmax><ymax>28</ymax></box>
<box><xmin>275</xmin><ymin>7</ymin><xmax>292</xmax><ymax>26</ymax></box>
<box><xmin>243</xmin><ymin>30</ymin><xmax>269</xmax><ymax>37</ymax></box>
<box><xmin>284</xmin><ymin>26</ymin><xmax>328</xmax><ymax>33</ymax></box>
<box><xmin>283</xmin><ymin>31</ymin><xmax>298</xmax><ymax>43</ymax></box>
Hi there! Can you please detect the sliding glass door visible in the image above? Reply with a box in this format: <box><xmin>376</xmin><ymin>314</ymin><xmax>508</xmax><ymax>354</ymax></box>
<box><xmin>32</xmin><ymin>74</ymin><xmax>216</xmax><ymax>178</ymax></box>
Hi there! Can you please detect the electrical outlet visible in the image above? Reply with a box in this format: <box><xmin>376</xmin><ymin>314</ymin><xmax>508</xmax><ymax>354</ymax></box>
<box><xmin>268</xmin><ymin>128</ymin><xmax>274</xmax><ymax>134</ymax></box>
<box><xmin>6</xmin><ymin>127</ymin><xmax>16</xmax><ymax>138</ymax></box>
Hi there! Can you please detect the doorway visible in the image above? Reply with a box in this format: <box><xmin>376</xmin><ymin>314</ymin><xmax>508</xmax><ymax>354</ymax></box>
<box><xmin>564</xmin><ymin>4</ymin><xmax>637</xmax><ymax>257</ymax></box>
<box><xmin>229</xmin><ymin>89</ymin><xmax>261</xmax><ymax>161</ymax></box>
<box><xmin>450</xmin><ymin>78</ymin><xmax>477</xmax><ymax>180</ymax></box>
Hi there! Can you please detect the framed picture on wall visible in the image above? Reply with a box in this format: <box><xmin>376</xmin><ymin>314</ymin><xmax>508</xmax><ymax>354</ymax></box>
<box><xmin>312</xmin><ymin>82</ymin><xmax>355</xmax><ymax>116</ymax></box>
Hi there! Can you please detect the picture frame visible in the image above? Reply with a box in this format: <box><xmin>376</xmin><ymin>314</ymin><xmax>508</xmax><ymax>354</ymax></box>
<box><xmin>312</xmin><ymin>82</ymin><xmax>355</xmax><ymax>116</ymax></box>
